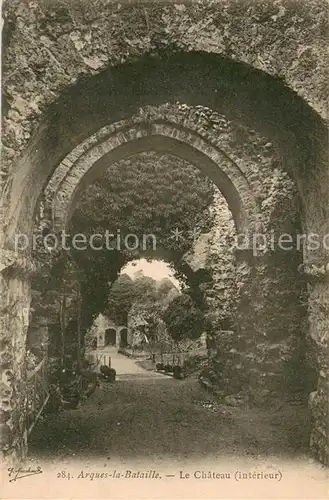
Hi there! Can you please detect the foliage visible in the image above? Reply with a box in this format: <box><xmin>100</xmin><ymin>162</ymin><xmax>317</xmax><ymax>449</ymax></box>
<box><xmin>28</xmin><ymin>252</ymin><xmax>82</xmax><ymax>361</ymax></box>
<box><xmin>60</xmin><ymin>151</ymin><xmax>215</xmax><ymax>340</ymax></box>
<box><xmin>132</xmin><ymin>274</ymin><xmax>158</xmax><ymax>303</ymax></box>
<box><xmin>156</xmin><ymin>277</ymin><xmax>177</xmax><ymax>299</ymax></box>
<box><xmin>72</xmin><ymin>247</ymin><xmax>126</xmax><ymax>334</ymax></box>
<box><xmin>162</xmin><ymin>293</ymin><xmax>206</xmax><ymax>345</ymax></box>
<box><xmin>32</xmin><ymin>151</ymin><xmax>214</xmax><ymax>370</ymax></box>
<box><xmin>106</xmin><ymin>270</ymin><xmax>180</xmax><ymax>332</ymax></box>
<box><xmin>70</xmin><ymin>152</ymin><xmax>214</xmax><ymax>256</ymax></box>
<box><xmin>106</xmin><ymin>273</ymin><xmax>135</xmax><ymax>324</ymax></box>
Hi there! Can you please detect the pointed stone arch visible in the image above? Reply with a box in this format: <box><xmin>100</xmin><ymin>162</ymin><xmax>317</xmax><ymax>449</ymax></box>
<box><xmin>48</xmin><ymin>121</ymin><xmax>260</xmax><ymax>235</ymax></box>
<box><xmin>1</xmin><ymin>50</ymin><xmax>328</xmax><ymax>464</ymax></box>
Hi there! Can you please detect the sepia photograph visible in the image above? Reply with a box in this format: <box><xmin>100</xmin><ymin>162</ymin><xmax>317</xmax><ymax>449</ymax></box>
<box><xmin>0</xmin><ymin>0</ymin><xmax>328</xmax><ymax>498</ymax></box>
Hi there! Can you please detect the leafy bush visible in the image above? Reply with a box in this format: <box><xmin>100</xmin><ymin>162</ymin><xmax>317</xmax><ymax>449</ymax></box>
<box><xmin>100</xmin><ymin>366</ymin><xmax>116</xmax><ymax>381</ymax></box>
<box><xmin>162</xmin><ymin>294</ymin><xmax>205</xmax><ymax>345</ymax></box>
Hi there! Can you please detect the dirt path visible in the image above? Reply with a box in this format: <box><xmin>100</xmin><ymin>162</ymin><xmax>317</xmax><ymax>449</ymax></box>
<box><xmin>29</xmin><ymin>352</ymin><xmax>312</xmax><ymax>464</ymax></box>
<box><xmin>95</xmin><ymin>347</ymin><xmax>164</xmax><ymax>378</ymax></box>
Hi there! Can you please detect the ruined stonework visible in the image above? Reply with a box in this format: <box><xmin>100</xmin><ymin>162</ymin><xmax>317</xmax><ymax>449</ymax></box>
<box><xmin>1</xmin><ymin>0</ymin><xmax>328</xmax><ymax>466</ymax></box>
<box><xmin>187</xmin><ymin>167</ymin><xmax>310</xmax><ymax>404</ymax></box>
<box><xmin>0</xmin><ymin>261</ymin><xmax>33</xmax><ymax>461</ymax></box>
<box><xmin>2</xmin><ymin>0</ymin><xmax>327</xmax><ymax>172</ymax></box>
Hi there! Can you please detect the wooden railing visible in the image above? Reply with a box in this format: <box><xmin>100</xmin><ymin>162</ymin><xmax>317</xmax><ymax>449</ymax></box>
<box><xmin>26</xmin><ymin>358</ymin><xmax>50</xmax><ymax>436</ymax></box>
<box><xmin>154</xmin><ymin>351</ymin><xmax>188</xmax><ymax>366</ymax></box>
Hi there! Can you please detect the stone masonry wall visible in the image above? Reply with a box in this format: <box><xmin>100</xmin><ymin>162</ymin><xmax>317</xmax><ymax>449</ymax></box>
<box><xmin>1</xmin><ymin>0</ymin><xmax>328</xmax><ymax>464</ymax></box>
<box><xmin>2</xmin><ymin>0</ymin><xmax>327</xmax><ymax>169</ymax></box>
<box><xmin>196</xmin><ymin>170</ymin><xmax>309</xmax><ymax>404</ymax></box>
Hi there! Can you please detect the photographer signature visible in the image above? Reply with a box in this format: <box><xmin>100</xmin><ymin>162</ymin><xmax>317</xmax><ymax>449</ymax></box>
<box><xmin>8</xmin><ymin>466</ymin><xmax>43</xmax><ymax>482</ymax></box>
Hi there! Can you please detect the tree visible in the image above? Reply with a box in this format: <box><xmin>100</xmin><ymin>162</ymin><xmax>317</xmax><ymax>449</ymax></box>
<box><xmin>106</xmin><ymin>274</ymin><xmax>135</xmax><ymax>324</ymax></box>
<box><xmin>162</xmin><ymin>294</ymin><xmax>205</xmax><ymax>347</ymax></box>
<box><xmin>71</xmin><ymin>152</ymin><xmax>214</xmax><ymax>258</ymax></box>
<box><xmin>73</xmin><ymin>248</ymin><xmax>126</xmax><ymax>334</ymax></box>
<box><xmin>133</xmin><ymin>274</ymin><xmax>158</xmax><ymax>303</ymax></box>
<box><xmin>54</xmin><ymin>151</ymin><xmax>215</xmax><ymax>353</ymax></box>
<box><xmin>156</xmin><ymin>278</ymin><xmax>176</xmax><ymax>299</ymax></box>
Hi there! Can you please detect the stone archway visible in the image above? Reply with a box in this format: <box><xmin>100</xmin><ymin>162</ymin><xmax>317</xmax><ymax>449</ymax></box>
<box><xmin>41</xmin><ymin>103</ymin><xmax>279</xmax><ymax>238</ymax></box>
<box><xmin>3</xmin><ymin>52</ymin><xmax>327</xmax><ymax>244</ymax></box>
<box><xmin>49</xmin><ymin>123</ymin><xmax>259</xmax><ymax>235</ymax></box>
<box><xmin>1</xmin><ymin>49</ymin><xmax>328</xmax><ymax>463</ymax></box>
<box><xmin>38</xmin><ymin>104</ymin><xmax>313</xmax><ymax>412</ymax></box>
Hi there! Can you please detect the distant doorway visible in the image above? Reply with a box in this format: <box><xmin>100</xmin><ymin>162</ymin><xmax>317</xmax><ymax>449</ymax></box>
<box><xmin>105</xmin><ymin>328</ymin><xmax>116</xmax><ymax>346</ymax></box>
<box><xmin>119</xmin><ymin>328</ymin><xmax>128</xmax><ymax>347</ymax></box>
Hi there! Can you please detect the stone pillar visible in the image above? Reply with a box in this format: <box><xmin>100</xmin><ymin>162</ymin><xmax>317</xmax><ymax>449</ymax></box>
<box><xmin>116</xmin><ymin>329</ymin><xmax>121</xmax><ymax>347</ymax></box>
<box><xmin>206</xmin><ymin>249</ymin><xmax>255</xmax><ymax>396</ymax></box>
<box><xmin>0</xmin><ymin>250</ymin><xmax>35</xmax><ymax>463</ymax></box>
<box><xmin>233</xmin><ymin>248</ymin><xmax>307</xmax><ymax>405</ymax></box>
<box><xmin>301</xmin><ymin>263</ymin><xmax>329</xmax><ymax>465</ymax></box>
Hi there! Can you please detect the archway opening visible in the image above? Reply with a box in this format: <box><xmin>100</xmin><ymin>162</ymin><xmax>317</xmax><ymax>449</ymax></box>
<box><xmin>7</xmin><ymin>51</ymin><xmax>327</xmax><ymax>243</ymax></box>
<box><xmin>26</xmin><ymin>134</ymin><xmax>314</xmax><ymax>462</ymax></box>
<box><xmin>2</xmin><ymin>50</ymin><xmax>326</xmax><ymax>465</ymax></box>
<box><xmin>105</xmin><ymin>329</ymin><xmax>116</xmax><ymax>347</ymax></box>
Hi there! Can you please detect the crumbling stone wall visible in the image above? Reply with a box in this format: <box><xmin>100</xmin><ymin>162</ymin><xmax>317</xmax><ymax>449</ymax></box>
<box><xmin>202</xmin><ymin>192</ymin><xmax>237</xmax><ymax>326</ymax></box>
<box><xmin>0</xmin><ymin>266</ymin><xmax>32</xmax><ymax>460</ymax></box>
<box><xmin>193</xmin><ymin>167</ymin><xmax>310</xmax><ymax>404</ymax></box>
<box><xmin>43</xmin><ymin>99</ymin><xmax>308</xmax><ymax>404</ymax></box>
<box><xmin>2</xmin><ymin>0</ymin><xmax>327</xmax><ymax>168</ymax></box>
<box><xmin>1</xmin><ymin>0</ymin><xmax>328</xmax><ymax>464</ymax></box>
<box><xmin>46</xmin><ymin>102</ymin><xmax>279</xmax><ymax>234</ymax></box>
